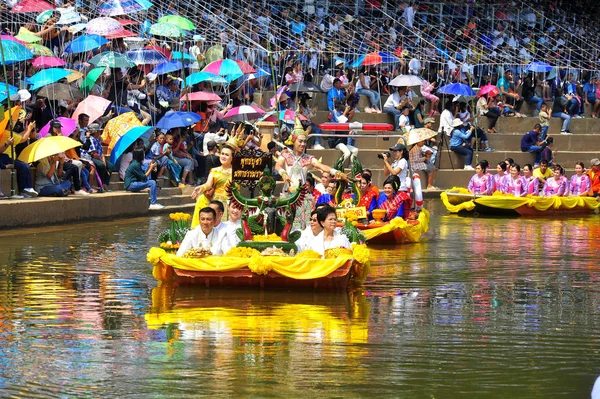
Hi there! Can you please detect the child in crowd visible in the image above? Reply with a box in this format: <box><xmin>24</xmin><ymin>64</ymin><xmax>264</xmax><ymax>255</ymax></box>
<box><xmin>538</xmin><ymin>103</ymin><xmax>550</xmax><ymax>140</ymax></box>
<box><xmin>150</xmin><ymin>132</ymin><xmax>169</xmax><ymax>180</ymax></box>
<box><xmin>162</xmin><ymin>133</ymin><xmax>184</xmax><ymax>188</ymax></box>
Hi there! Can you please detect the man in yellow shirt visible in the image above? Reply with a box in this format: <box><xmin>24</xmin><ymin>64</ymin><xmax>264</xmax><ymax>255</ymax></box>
<box><xmin>533</xmin><ymin>160</ymin><xmax>553</xmax><ymax>192</ymax></box>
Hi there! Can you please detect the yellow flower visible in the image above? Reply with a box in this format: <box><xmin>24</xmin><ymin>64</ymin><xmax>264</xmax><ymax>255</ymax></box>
<box><xmin>351</xmin><ymin>243</ymin><xmax>370</xmax><ymax>265</ymax></box>
<box><xmin>225</xmin><ymin>247</ymin><xmax>261</xmax><ymax>258</ymax></box>
<box><xmin>296</xmin><ymin>250</ymin><xmax>322</xmax><ymax>259</ymax></box>
<box><xmin>248</xmin><ymin>253</ymin><xmax>273</xmax><ymax>275</ymax></box>
<box><xmin>252</xmin><ymin>233</ymin><xmax>283</xmax><ymax>242</ymax></box>
<box><xmin>147</xmin><ymin>247</ymin><xmax>166</xmax><ymax>266</ymax></box>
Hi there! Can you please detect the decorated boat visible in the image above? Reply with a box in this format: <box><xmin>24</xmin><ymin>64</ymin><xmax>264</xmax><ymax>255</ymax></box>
<box><xmin>148</xmin><ymin>147</ymin><xmax>371</xmax><ymax>291</ymax></box>
<box><xmin>351</xmin><ymin>209</ymin><xmax>430</xmax><ymax>244</ymax></box>
<box><xmin>441</xmin><ymin>187</ymin><xmax>600</xmax><ymax>217</ymax></box>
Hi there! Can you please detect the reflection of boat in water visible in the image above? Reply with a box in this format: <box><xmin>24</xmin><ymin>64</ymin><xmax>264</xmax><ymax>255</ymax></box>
<box><xmin>352</xmin><ymin>209</ymin><xmax>430</xmax><ymax>244</ymax></box>
<box><xmin>441</xmin><ymin>188</ymin><xmax>600</xmax><ymax>217</ymax></box>
<box><xmin>145</xmin><ymin>285</ymin><xmax>370</xmax><ymax>345</ymax></box>
<box><xmin>147</xmin><ymin>247</ymin><xmax>370</xmax><ymax>290</ymax></box>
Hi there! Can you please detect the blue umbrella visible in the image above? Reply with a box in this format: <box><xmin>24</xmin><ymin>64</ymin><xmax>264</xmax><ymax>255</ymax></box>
<box><xmin>526</xmin><ymin>61</ymin><xmax>552</xmax><ymax>73</ymax></box>
<box><xmin>0</xmin><ymin>39</ymin><xmax>34</xmax><ymax>64</ymax></box>
<box><xmin>99</xmin><ymin>0</ymin><xmax>152</xmax><ymax>17</ymax></box>
<box><xmin>156</xmin><ymin>111</ymin><xmax>202</xmax><ymax>131</ymax></box>
<box><xmin>28</xmin><ymin>68</ymin><xmax>72</xmax><ymax>90</ymax></box>
<box><xmin>152</xmin><ymin>60</ymin><xmax>186</xmax><ymax>76</ymax></box>
<box><xmin>110</xmin><ymin>126</ymin><xmax>155</xmax><ymax>164</ymax></box>
<box><xmin>0</xmin><ymin>84</ymin><xmax>18</xmax><ymax>102</ymax></box>
<box><xmin>64</xmin><ymin>34</ymin><xmax>109</xmax><ymax>54</ymax></box>
<box><xmin>171</xmin><ymin>51</ymin><xmax>196</xmax><ymax>62</ymax></box>
<box><xmin>437</xmin><ymin>83</ymin><xmax>476</xmax><ymax>96</ymax></box>
<box><xmin>185</xmin><ymin>71</ymin><xmax>227</xmax><ymax>87</ymax></box>
<box><xmin>125</xmin><ymin>48</ymin><xmax>169</xmax><ymax>65</ymax></box>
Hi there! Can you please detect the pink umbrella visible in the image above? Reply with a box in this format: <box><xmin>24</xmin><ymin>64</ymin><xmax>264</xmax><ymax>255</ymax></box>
<box><xmin>32</xmin><ymin>56</ymin><xmax>67</xmax><ymax>68</ymax></box>
<box><xmin>180</xmin><ymin>91</ymin><xmax>222</xmax><ymax>102</ymax></box>
<box><xmin>1</xmin><ymin>35</ymin><xmax>27</xmax><ymax>45</ymax></box>
<box><xmin>478</xmin><ymin>84</ymin><xmax>499</xmax><ymax>98</ymax></box>
<box><xmin>72</xmin><ymin>95</ymin><xmax>112</xmax><ymax>124</ymax></box>
<box><xmin>223</xmin><ymin>105</ymin><xmax>266</xmax><ymax>122</ymax></box>
<box><xmin>38</xmin><ymin>117</ymin><xmax>77</xmax><ymax>138</ymax></box>
<box><xmin>269</xmin><ymin>85</ymin><xmax>287</xmax><ymax>108</ymax></box>
<box><xmin>10</xmin><ymin>0</ymin><xmax>55</xmax><ymax>13</ymax></box>
<box><xmin>235</xmin><ymin>60</ymin><xmax>256</xmax><ymax>74</ymax></box>
<box><xmin>104</xmin><ymin>28</ymin><xmax>136</xmax><ymax>39</ymax></box>
<box><xmin>86</xmin><ymin>17</ymin><xmax>123</xmax><ymax>36</ymax></box>
<box><xmin>261</xmin><ymin>109</ymin><xmax>308</xmax><ymax>123</ymax></box>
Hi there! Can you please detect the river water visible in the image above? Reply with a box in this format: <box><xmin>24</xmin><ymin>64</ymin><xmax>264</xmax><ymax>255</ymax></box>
<box><xmin>1</xmin><ymin>200</ymin><xmax>599</xmax><ymax>398</ymax></box>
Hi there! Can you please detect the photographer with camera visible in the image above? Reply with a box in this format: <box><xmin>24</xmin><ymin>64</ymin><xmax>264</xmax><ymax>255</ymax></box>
<box><xmin>382</xmin><ymin>144</ymin><xmax>410</xmax><ymax>192</ymax></box>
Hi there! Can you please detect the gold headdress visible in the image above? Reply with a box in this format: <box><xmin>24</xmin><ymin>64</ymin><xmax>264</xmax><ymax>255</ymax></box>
<box><xmin>224</xmin><ymin>123</ymin><xmax>246</xmax><ymax>152</ymax></box>
<box><xmin>284</xmin><ymin>115</ymin><xmax>308</xmax><ymax>146</ymax></box>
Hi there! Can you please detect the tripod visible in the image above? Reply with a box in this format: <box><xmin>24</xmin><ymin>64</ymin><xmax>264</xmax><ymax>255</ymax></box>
<box><xmin>436</xmin><ymin>128</ymin><xmax>455</xmax><ymax>171</ymax></box>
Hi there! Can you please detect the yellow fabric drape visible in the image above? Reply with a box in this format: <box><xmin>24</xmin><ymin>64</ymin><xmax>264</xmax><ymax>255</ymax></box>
<box><xmin>362</xmin><ymin>208</ymin><xmax>430</xmax><ymax>243</ymax></box>
<box><xmin>441</xmin><ymin>187</ymin><xmax>600</xmax><ymax>213</ymax></box>
<box><xmin>148</xmin><ymin>247</ymin><xmax>355</xmax><ymax>282</ymax></box>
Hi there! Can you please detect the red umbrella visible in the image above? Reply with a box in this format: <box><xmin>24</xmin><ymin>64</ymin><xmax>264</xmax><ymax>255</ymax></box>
<box><xmin>10</xmin><ymin>0</ymin><xmax>55</xmax><ymax>13</ymax></box>
<box><xmin>235</xmin><ymin>60</ymin><xmax>256</xmax><ymax>74</ymax></box>
<box><xmin>105</xmin><ymin>28</ymin><xmax>136</xmax><ymax>39</ymax></box>
<box><xmin>180</xmin><ymin>91</ymin><xmax>222</xmax><ymax>102</ymax></box>
<box><xmin>116</xmin><ymin>19</ymin><xmax>140</xmax><ymax>26</ymax></box>
<box><xmin>478</xmin><ymin>84</ymin><xmax>499</xmax><ymax>98</ymax></box>
<box><xmin>144</xmin><ymin>45</ymin><xmax>171</xmax><ymax>60</ymax></box>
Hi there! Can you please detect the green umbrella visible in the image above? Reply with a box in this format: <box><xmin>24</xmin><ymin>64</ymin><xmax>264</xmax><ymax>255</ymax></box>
<box><xmin>149</xmin><ymin>22</ymin><xmax>186</xmax><ymax>38</ymax></box>
<box><xmin>157</xmin><ymin>15</ymin><xmax>195</xmax><ymax>31</ymax></box>
<box><xmin>16</xmin><ymin>27</ymin><xmax>42</xmax><ymax>43</ymax></box>
<box><xmin>205</xmin><ymin>44</ymin><xmax>224</xmax><ymax>65</ymax></box>
<box><xmin>80</xmin><ymin>67</ymin><xmax>105</xmax><ymax>93</ymax></box>
<box><xmin>89</xmin><ymin>51</ymin><xmax>135</xmax><ymax>68</ymax></box>
<box><xmin>25</xmin><ymin>43</ymin><xmax>53</xmax><ymax>56</ymax></box>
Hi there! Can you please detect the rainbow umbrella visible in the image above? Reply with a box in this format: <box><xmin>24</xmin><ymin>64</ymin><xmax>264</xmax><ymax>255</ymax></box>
<box><xmin>0</xmin><ymin>40</ymin><xmax>34</xmax><ymax>64</ymax></box>
<box><xmin>64</xmin><ymin>34</ymin><xmax>109</xmax><ymax>54</ymax></box>
<box><xmin>350</xmin><ymin>51</ymin><xmax>399</xmax><ymax>67</ymax></box>
<box><xmin>180</xmin><ymin>91</ymin><xmax>222</xmax><ymax>102</ymax></box>
<box><xmin>17</xmin><ymin>136</ymin><xmax>81</xmax><ymax>163</ymax></box>
<box><xmin>38</xmin><ymin>117</ymin><xmax>77</xmax><ymax>138</ymax></box>
<box><xmin>101</xmin><ymin>112</ymin><xmax>142</xmax><ymax>152</ymax></box>
<box><xmin>478</xmin><ymin>84</ymin><xmax>499</xmax><ymax>98</ymax></box>
<box><xmin>202</xmin><ymin>59</ymin><xmax>243</xmax><ymax>81</ymax></box>
<box><xmin>25</xmin><ymin>43</ymin><xmax>53</xmax><ymax>56</ymax></box>
<box><xmin>234</xmin><ymin>60</ymin><xmax>256</xmax><ymax>74</ymax></box>
<box><xmin>149</xmin><ymin>22</ymin><xmax>186</xmax><ymax>38</ymax></box>
<box><xmin>98</xmin><ymin>0</ymin><xmax>152</xmax><ymax>16</ymax></box>
<box><xmin>32</xmin><ymin>56</ymin><xmax>66</xmax><ymax>68</ymax></box>
<box><xmin>157</xmin><ymin>15</ymin><xmax>195</xmax><ymax>31</ymax></box>
<box><xmin>223</xmin><ymin>105</ymin><xmax>265</xmax><ymax>122</ymax></box>
<box><xmin>110</xmin><ymin>126</ymin><xmax>155</xmax><ymax>163</ymax></box>
<box><xmin>10</xmin><ymin>0</ymin><xmax>55</xmax><ymax>13</ymax></box>
<box><xmin>28</xmin><ymin>68</ymin><xmax>72</xmax><ymax>90</ymax></box>
<box><xmin>86</xmin><ymin>17</ymin><xmax>123</xmax><ymax>36</ymax></box>
<box><xmin>185</xmin><ymin>71</ymin><xmax>227</xmax><ymax>87</ymax></box>
<box><xmin>71</xmin><ymin>95</ymin><xmax>112</xmax><ymax>124</ymax></box>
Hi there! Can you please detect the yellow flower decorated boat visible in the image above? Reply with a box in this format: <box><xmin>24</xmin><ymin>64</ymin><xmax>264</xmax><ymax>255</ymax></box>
<box><xmin>441</xmin><ymin>187</ymin><xmax>600</xmax><ymax>217</ymax></box>
<box><xmin>351</xmin><ymin>209</ymin><xmax>430</xmax><ymax>244</ymax></box>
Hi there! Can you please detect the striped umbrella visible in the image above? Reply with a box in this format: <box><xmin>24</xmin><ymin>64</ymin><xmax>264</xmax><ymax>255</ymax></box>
<box><xmin>202</xmin><ymin>59</ymin><xmax>243</xmax><ymax>81</ymax></box>
<box><xmin>223</xmin><ymin>105</ymin><xmax>265</xmax><ymax>122</ymax></box>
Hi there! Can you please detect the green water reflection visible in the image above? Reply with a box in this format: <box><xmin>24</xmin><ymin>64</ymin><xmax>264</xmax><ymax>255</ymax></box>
<box><xmin>1</xmin><ymin>201</ymin><xmax>599</xmax><ymax>398</ymax></box>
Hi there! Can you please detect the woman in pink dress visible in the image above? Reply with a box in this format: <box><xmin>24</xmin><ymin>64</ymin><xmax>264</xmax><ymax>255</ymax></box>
<box><xmin>568</xmin><ymin>161</ymin><xmax>591</xmax><ymax>196</ymax></box>
<box><xmin>503</xmin><ymin>163</ymin><xmax>527</xmax><ymax>196</ymax></box>
<box><xmin>541</xmin><ymin>165</ymin><xmax>568</xmax><ymax>197</ymax></box>
<box><xmin>492</xmin><ymin>162</ymin><xmax>508</xmax><ymax>193</ymax></box>
<box><xmin>468</xmin><ymin>160</ymin><xmax>493</xmax><ymax>195</ymax></box>
<box><xmin>420</xmin><ymin>79</ymin><xmax>439</xmax><ymax>116</ymax></box>
<box><xmin>522</xmin><ymin>164</ymin><xmax>539</xmax><ymax>195</ymax></box>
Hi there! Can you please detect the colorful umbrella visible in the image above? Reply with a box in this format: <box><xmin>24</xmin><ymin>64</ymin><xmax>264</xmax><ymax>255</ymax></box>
<box><xmin>151</xmin><ymin>60</ymin><xmax>186</xmax><ymax>75</ymax></box>
<box><xmin>0</xmin><ymin>84</ymin><xmax>18</xmax><ymax>102</ymax></box>
<box><xmin>101</xmin><ymin>112</ymin><xmax>142</xmax><ymax>151</ymax></box>
<box><xmin>350</xmin><ymin>51</ymin><xmax>399</xmax><ymax>67</ymax></box>
<box><xmin>98</xmin><ymin>0</ymin><xmax>152</xmax><ymax>17</ymax></box>
<box><xmin>64</xmin><ymin>34</ymin><xmax>109</xmax><ymax>54</ymax></box>
<box><xmin>403</xmin><ymin>128</ymin><xmax>438</xmax><ymax>146</ymax></box>
<box><xmin>56</xmin><ymin>7</ymin><xmax>82</xmax><ymax>25</ymax></box>
<box><xmin>203</xmin><ymin>59</ymin><xmax>243</xmax><ymax>80</ymax></box>
<box><xmin>17</xmin><ymin>136</ymin><xmax>81</xmax><ymax>163</ymax></box>
<box><xmin>65</xmin><ymin>69</ymin><xmax>84</xmax><ymax>83</ymax></box>
<box><xmin>269</xmin><ymin>85</ymin><xmax>287</xmax><ymax>108</ymax></box>
<box><xmin>223</xmin><ymin>105</ymin><xmax>265</xmax><ymax>122</ymax></box>
<box><xmin>80</xmin><ymin>67</ymin><xmax>106</xmax><ymax>93</ymax></box>
<box><xmin>205</xmin><ymin>44</ymin><xmax>223</xmax><ymax>64</ymax></box>
<box><xmin>149</xmin><ymin>22</ymin><xmax>187</xmax><ymax>38</ymax></box>
<box><xmin>36</xmin><ymin>9</ymin><xmax>54</xmax><ymax>23</ymax></box>
<box><xmin>105</xmin><ymin>29</ymin><xmax>136</xmax><ymax>39</ymax></box>
<box><xmin>71</xmin><ymin>95</ymin><xmax>112</xmax><ymax>124</ymax></box>
<box><xmin>32</xmin><ymin>55</ymin><xmax>66</xmax><ymax>68</ymax></box>
<box><xmin>28</xmin><ymin>68</ymin><xmax>72</xmax><ymax>90</ymax></box>
<box><xmin>89</xmin><ymin>51</ymin><xmax>135</xmax><ymax>68</ymax></box>
<box><xmin>157</xmin><ymin>15</ymin><xmax>195</xmax><ymax>31</ymax></box>
<box><xmin>86</xmin><ymin>17</ymin><xmax>123</xmax><ymax>36</ymax></box>
<box><xmin>0</xmin><ymin>35</ymin><xmax>26</xmax><ymax>46</ymax></box>
<box><xmin>234</xmin><ymin>60</ymin><xmax>256</xmax><ymax>74</ymax></box>
<box><xmin>436</xmin><ymin>83</ymin><xmax>476</xmax><ymax>96</ymax></box>
<box><xmin>526</xmin><ymin>61</ymin><xmax>552</xmax><ymax>73</ymax></box>
<box><xmin>0</xmin><ymin>40</ymin><xmax>34</xmax><ymax>64</ymax></box>
<box><xmin>38</xmin><ymin>117</ymin><xmax>78</xmax><ymax>138</ymax></box>
<box><xmin>25</xmin><ymin>43</ymin><xmax>53</xmax><ymax>56</ymax></box>
<box><xmin>171</xmin><ymin>51</ymin><xmax>196</xmax><ymax>62</ymax></box>
<box><xmin>478</xmin><ymin>84</ymin><xmax>499</xmax><ymax>98</ymax></box>
<box><xmin>180</xmin><ymin>92</ymin><xmax>222</xmax><ymax>102</ymax></box>
<box><xmin>288</xmin><ymin>81</ymin><xmax>324</xmax><ymax>93</ymax></box>
<box><xmin>110</xmin><ymin>126</ymin><xmax>154</xmax><ymax>163</ymax></box>
<box><xmin>156</xmin><ymin>111</ymin><xmax>202</xmax><ymax>130</ymax></box>
<box><xmin>185</xmin><ymin>71</ymin><xmax>227</xmax><ymax>87</ymax></box>
<box><xmin>37</xmin><ymin>83</ymin><xmax>83</xmax><ymax>101</ymax></box>
<box><xmin>388</xmin><ymin>74</ymin><xmax>424</xmax><ymax>87</ymax></box>
<box><xmin>15</xmin><ymin>28</ymin><xmax>42</xmax><ymax>43</ymax></box>
<box><xmin>10</xmin><ymin>0</ymin><xmax>55</xmax><ymax>13</ymax></box>
<box><xmin>125</xmin><ymin>48</ymin><xmax>168</xmax><ymax>65</ymax></box>
<box><xmin>261</xmin><ymin>110</ymin><xmax>307</xmax><ymax>123</ymax></box>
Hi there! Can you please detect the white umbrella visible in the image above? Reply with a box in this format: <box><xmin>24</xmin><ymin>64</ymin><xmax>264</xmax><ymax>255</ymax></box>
<box><xmin>388</xmin><ymin>74</ymin><xmax>424</xmax><ymax>87</ymax></box>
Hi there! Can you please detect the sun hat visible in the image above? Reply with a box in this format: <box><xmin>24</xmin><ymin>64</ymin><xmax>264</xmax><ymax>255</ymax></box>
<box><xmin>451</xmin><ymin>118</ymin><xmax>464</xmax><ymax>127</ymax></box>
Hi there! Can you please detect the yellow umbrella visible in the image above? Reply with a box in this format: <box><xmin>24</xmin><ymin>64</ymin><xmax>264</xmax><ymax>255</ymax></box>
<box><xmin>16</xmin><ymin>27</ymin><xmax>42</xmax><ymax>43</ymax></box>
<box><xmin>101</xmin><ymin>112</ymin><xmax>142</xmax><ymax>152</ymax></box>
<box><xmin>0</xmin><ymin>131</ymin><xmax>22</xmax><ymax>155</ymax></box>
<box><xmin>0</xmin><ymin>106</ymin><xmax>21</xmax><ymax>133</ymax></box>
<box><xmin>65</xmin><ymin>69</ymin><xmax>84</xmax><ymax>83</ymax></box>
<box><xmin>401</xmin><ymin>127</ymin><xmax>438</xmax><ymax>146</ymax></box>
<box><xmin>17</xmin><ymin>136</ymin><xmax>81</xmax><ymax>163</ymax></box>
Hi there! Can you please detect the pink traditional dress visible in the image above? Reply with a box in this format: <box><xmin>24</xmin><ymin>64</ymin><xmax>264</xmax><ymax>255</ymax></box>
<box><xmin>541</xmin><ymin>177</ymin><xmax>567</xmax><ymax>197</ymax></box>
<box><xmin>280</xmin><ymin>150</ymin><xmax>317</xmax><ymax>230</ymax></box>
<box><xmin>503</xmin><ymin>175</ymin><xmax>527</xmax><ymax>196</ymax></box>
<box><xmin>468</xmin><ymin>173</ymin><xmax>493</xmax><ymax>195</ymax></box>
<box><xmin>569</xmin><ymin>174</ymin><xmax>591</xmax><ymax>196</ymax></box>
<box><xmin>492</xmin><ymin>173</ymin><xmax>507</xmax><ymax>193</ymax></box>
<box><xmin>524</xmin><ymin>176</ymin><xmax>540</xmax><ymax>195</ymax></box>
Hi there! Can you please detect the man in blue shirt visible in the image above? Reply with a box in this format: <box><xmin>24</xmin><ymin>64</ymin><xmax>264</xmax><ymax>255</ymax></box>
<box><xmin>449</xmin><ymin>118</ymin><xmax>475</xmax><ymax>170</ymax></box>
<box><xmin>520</xmin><ymin>124</ymin><xmax>547</xmax><ymax>165</ymax></box>
<box><xmin>327</xmin><ymin>78</ymin><xmax>345</xmax><ymax>114</ymax></box>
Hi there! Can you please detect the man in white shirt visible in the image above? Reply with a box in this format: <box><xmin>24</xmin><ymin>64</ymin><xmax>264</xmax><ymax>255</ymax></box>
<box><xmin>401</xmin><ymin>3</ymin><xmax>417</xmax><ymax>28</ymax></box>
<box><xmin>208</xmin><ymin>200</ymin><xmax>226</xmax><ymax>235</ymax></box>
<box><xmin>220</xmin><ymin>202</ymin><xmax>243</xmax><ymax>254</ymax></box>
<box><xmin>492</xmin><ymin>23</ymin><xmax>505</xmax><ymax>48</ymax></box>
<box><xmin>189</xmin><ymin>35</ymin><xmax>205</xmax><ymax>63</ymax></box>
<box><xmin>438</xmin><ymin>101</ymin><xmax>455</xmax><ymax>136</ymax></box>
<box><xmin>202</xmin><ymin>129</ymin><xmax>228</xmax><ymax>154</ymax></box>
<box><xmin>398</xmin><ymin>106</ymin><xmax>412</xmax><ymax>132</ymax></box>
<box><xmin>315</xmin><ymin>171</ymin><xmax>331</xmax><ymax>195</ymax></box>
<box><xmin>177</xmin><ymin>207</ymin><xmax>223</xmax><ymax>256</ymax></box>
<box><xmin>383</xmin><ymin>86</ymin><xmax>410</xmax><ymax>131</ymax></box>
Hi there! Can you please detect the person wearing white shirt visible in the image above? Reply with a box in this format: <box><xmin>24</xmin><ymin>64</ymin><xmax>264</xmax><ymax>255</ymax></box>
<box><xmin>296</xmin><ymin>209</ymin><xmax>324</xmax><ymax>252</ymax></box>
<box><xmin>177</xmin><ymin>207</ymin><xmax>223</xmax><ymax>256</ymax></box>
<box><xmin>307</xmin><ymin>206</ymin><xmax>351</xmax><ymax>256</ymax></box>
<box><xmin>208</xmin><ymin>200</ymin><xmax>226</xmax><ymax>235</ymax></box>
<box><xmin>383</xmin><ymin>87</ymin><xmax>410</xmax><ymax>131</ymax></box>
<box><xmin>438</xmin><ymin>101</ymin><xmax>455</xmax><ymax>136</ymax></box>
<box><xmin>401</xmin><ymin>4</ymin><xmax>417</xmax><ymax>28</ymax></box>
<box><xmin>315</xmin><ymin>171</ymin><xmax>331</xmax><ymax>195</ymax></box>
<box><xmin>398</xmin><ymin>106</ymin><xmax>413</xmax><ymax>132</ymax></box>
<box><xmin>492</xmin><ymin>23</ymin><xmax>506</xmax><ymax>48</ymax></box>
<box><xmin>189</xmin><ymin>36</ymin><xmax>205</xmax><ymax>63</ymax></box>
<box><xmin>220</xmin><ymin>202</ymin><xmax>243</xmax><ymax>254</ymax></box>
<box><xmin>202</xmin><ymin>130</ymin><xmax>228</xmax><ymax>154</ymax></box>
